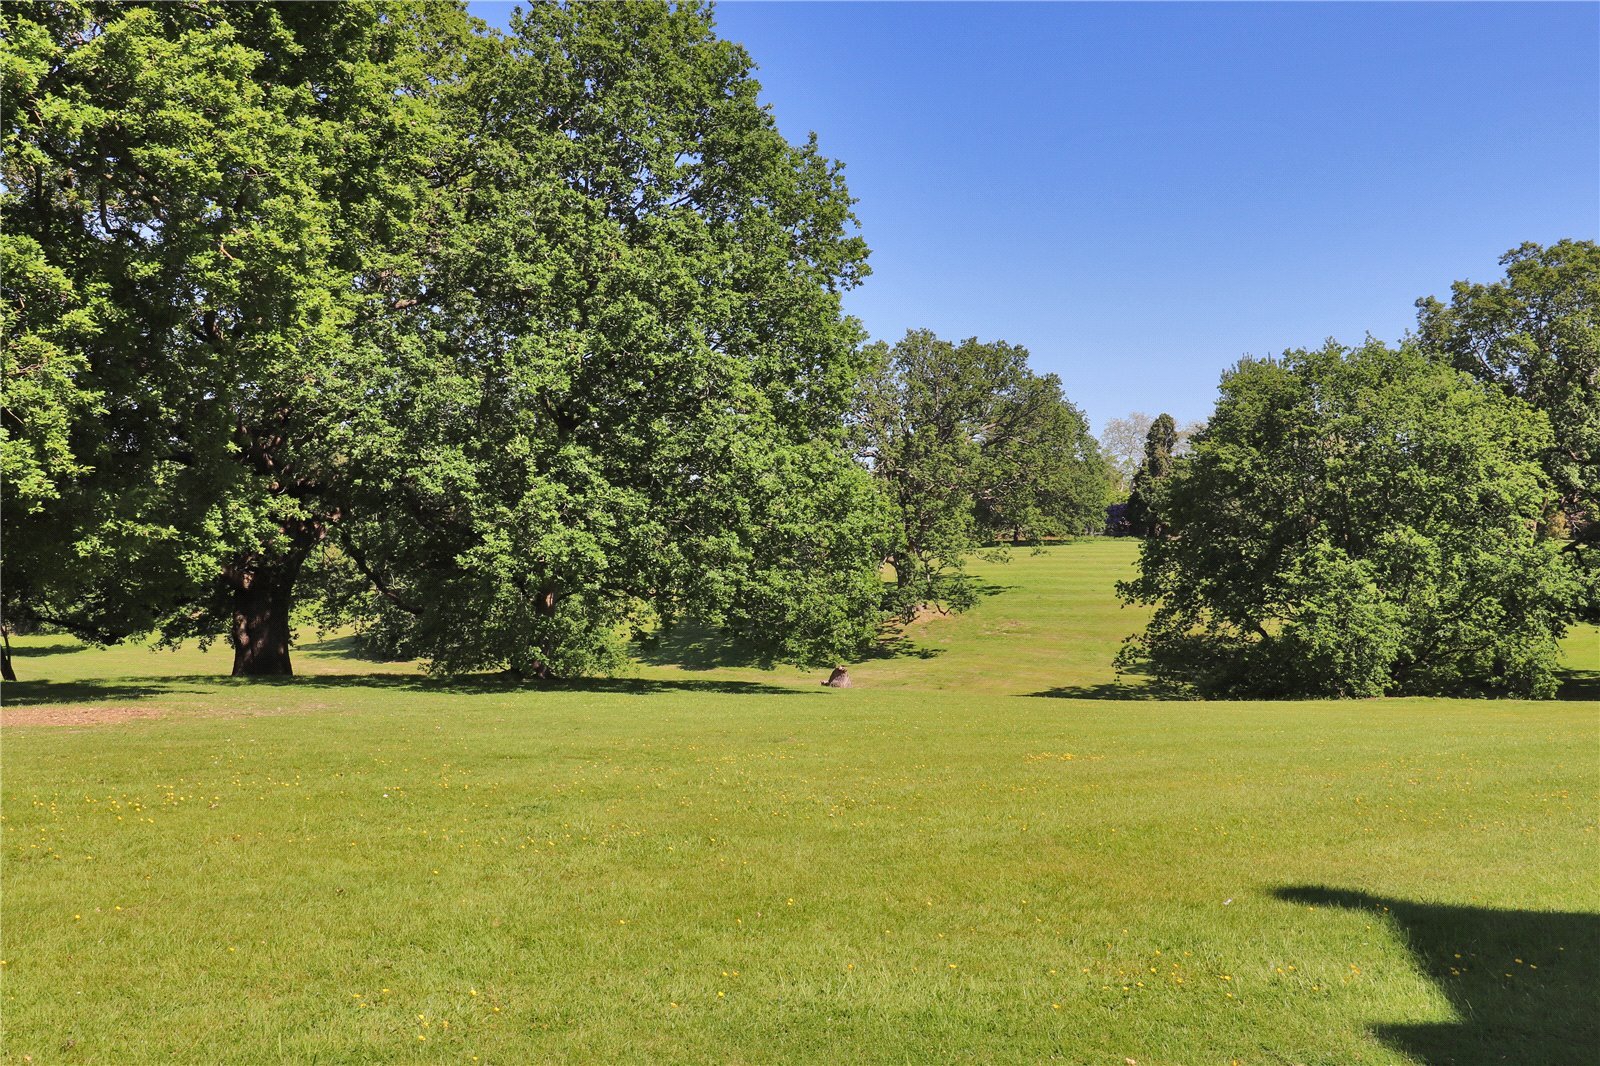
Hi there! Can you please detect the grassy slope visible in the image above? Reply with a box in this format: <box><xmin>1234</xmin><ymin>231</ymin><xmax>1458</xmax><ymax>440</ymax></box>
<box><xmin>637</xmin><ymin>540</ymin><xmax>1156</xmax><ymax>697</ymax></box>
<box><xmin>3</xmin><ymin>541</ymin><xmax>1597</xmax><ymax>1065</ymax></box>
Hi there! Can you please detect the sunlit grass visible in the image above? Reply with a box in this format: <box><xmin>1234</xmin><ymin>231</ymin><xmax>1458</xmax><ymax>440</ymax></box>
<box><xmin>3</xmin><ymin>541</ymin><xmax>1596</xmax><ymax>1063</ymax></box>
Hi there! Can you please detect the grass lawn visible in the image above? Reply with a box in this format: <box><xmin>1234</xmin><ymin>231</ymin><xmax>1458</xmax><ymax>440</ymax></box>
<box><xmin>3</xmin><ymin>540</ymin><xmax>1596</xmax><ymax>1064</ymax></box>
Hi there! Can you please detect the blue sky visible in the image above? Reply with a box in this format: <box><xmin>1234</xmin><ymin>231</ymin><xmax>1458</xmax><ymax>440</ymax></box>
<box><xmin>470</xmin><ymin>2</ymin><xmax>1599</xmax><ymax>431</ymax></box>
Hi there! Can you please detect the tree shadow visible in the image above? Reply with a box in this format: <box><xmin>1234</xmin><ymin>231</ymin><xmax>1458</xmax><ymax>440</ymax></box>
<box><xmin>629</xmin><ymin>590</ymin><xmax>1029</xmax><ymax>672</ymax></box>
<box><xmin>1026</xmin><ymin>663</ymin><xmax>1180</xmax><ymax>701</ymax></box>
<box><xmin>3</xmin><ymin>679</ymin><xmax>211</xmax><ymax>707</ymax></box>
<box><xmin>963</xmin><ymin>580</ymin><xmax>1018</xmax><ymax>601</ymax></box>
<box><xmin>858</xmin><ymin>634</ymin><xmax>942</xmax><ymax>661</ymax></box>
<box><xmin>283</xmin><ymin>673</ymin><xmax>817</xmax><ymax>698</ymax></box>
<box><xmin>1025</xmin><ymin>680</ymin><xmax>1176</xmax><ymax>700</ymax></box>
<box><xmin>632</xmin><ymin>623</ymin><xmax>788</xmax><ymax>672</ymax></box>
<box><xmin>5</xmin><ymin>671</ymin><xmax>815</xmax><ymax>705</ymax></box>
<box><xmin>1554</xmin><ymin>668</ymin><xmax>1599</xmax><ymax>702</ymax></box>
<box><xmin>8</xmin><ymin>642</ymin><xmax>87</xmax><ymax>657</ymax></box>
<box><xmin>297</xmin><ymin>633</ymin><xmax>410</xmax><ymax>663</ymax></box>
<box><xmin>1274</xmin><ymin>886</ymin><xmax>1599</xmax><ymax>1065</ymax></box>
<box><xmin>853</xmin><ymin>580</ymin><xmax>1017</xmax><ymax>663</ymax></box>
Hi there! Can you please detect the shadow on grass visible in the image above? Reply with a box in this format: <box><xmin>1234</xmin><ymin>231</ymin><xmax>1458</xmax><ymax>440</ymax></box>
<box><xmin>633</xmin><ymin>624</ymin><xmax>788</xmax><ymax>672</ymax></box>
<box><xmin>957</xmin><ymin>580</ymin><xmax>1017</xmax><ymax>603</ymax></box>
<box><xmin>4</xmin><ymin>671</ymin><xmax>815</xmax><ymax>706</ymax></box>
<box><xmin>1026</xmin><ymin>662</ymin><xmax>1180</xmax><ymax>701</ymax></box>
<box><xmin>8</xmin><ymin>642</ymin><xmax>87</xmax><ymax>657</ymax></box>
<box><xmin>860</xmin><ymin>634</ymin><xmax>943</xmax><ymax>661</ymax></box>
<box><xmin>1554</xmin><ymin>668</ymin><xmax>1599</xmax><ymax>702</ymax></box>
<box><xmin>856</xmin><ymin>580</ymin><xmax>1017</xmax><ymax>663</ymax></box>
<box><xmin>3</xmin><ymin>679</ymin><xmax>211</xmax><ymax>706</ymax></box>
<box><xmin>297</xmin><ymin>633</ymin><xmax>410</xmax><ymax>663</ymax></box>
<box><xmin>1275</xmin><ymin>886</ymin><xmax>1599</xmax><ymax>1065</ymax></box>
<box><xmin>280</xmin><ymin>673</ymin><xmax>816</xmax><ymax>697</ymax></box>
<box><xmin>1025</xmin><ymin>680</ymin><xmax>1175</xmax><ymax>700</ymax></box>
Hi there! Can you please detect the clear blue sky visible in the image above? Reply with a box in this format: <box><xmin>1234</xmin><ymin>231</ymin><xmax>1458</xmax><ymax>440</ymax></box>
<box><xmin>470</xmin><ymin>2</ymin><xmax>1599</xmax><ymax>431</ymax></box>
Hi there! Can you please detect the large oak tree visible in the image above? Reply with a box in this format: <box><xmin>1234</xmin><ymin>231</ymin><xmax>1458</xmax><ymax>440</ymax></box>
<box><xmin>318</xmin><ymin>2</ymin><xmax>888</xmax><ymax>677</ymax></box>
<box><xmin>2</xmin><ymin>0</ymin><xmax>459</xmax><ymax>675</ymax></box>
<box><xmin>4</xmin><ymin>1</ymin><xmax>892</xmax><ymax>679</ymax></box>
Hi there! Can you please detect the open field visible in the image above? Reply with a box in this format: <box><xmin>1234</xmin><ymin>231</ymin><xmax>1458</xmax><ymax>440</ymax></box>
<box><xmin>3</xmin><ymin>540</ymin><xmax>1597</xmax><ymax>1064</ymax></box>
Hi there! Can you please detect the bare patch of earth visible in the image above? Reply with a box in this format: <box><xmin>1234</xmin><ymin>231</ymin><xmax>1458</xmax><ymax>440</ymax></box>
<box><xmin>2</xmin><ymin>704</ymin><xmax>170</xmax><ymax>727</ymax></box>
<box><xmin>2</xmin><ymin>701</ymin><xmax>329</xmax><ymax>728</ymax></box>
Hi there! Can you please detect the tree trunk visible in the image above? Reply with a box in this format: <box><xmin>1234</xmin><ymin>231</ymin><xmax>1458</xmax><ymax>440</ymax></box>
<box><xmin>231</xmin><ymin>568</ymin><xmax>297</xmax><ymax>677</ymax></box>
<box><xmin>892</xmin><ymin>552</ymin><xmax>912</xmax><ymax>588</ymax></box>
<box><xmin>224</xmin><ymin>520</ymin><xmax>321</xmax><ymax>678</ymax></box>
<box><xmin>527</xmin><ymin>587</ymin><xmax>560</xmax><ymax>681</ymax></box>
<box><xmin>506</xmin><ymin>590</ymin><xmax>562</xmax><ymax>681</ymax></box>
<box><xmin>1</xmin><ymin>627</ymin><xmax>16</xmax><ymax>683</ymax></box>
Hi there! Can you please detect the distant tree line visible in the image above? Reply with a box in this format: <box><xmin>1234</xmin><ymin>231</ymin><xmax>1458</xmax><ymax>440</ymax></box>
<box><xmin>1099</xmin><ymin>411</ymin><xmax>1203</xmax><ymax>499</ymax></box>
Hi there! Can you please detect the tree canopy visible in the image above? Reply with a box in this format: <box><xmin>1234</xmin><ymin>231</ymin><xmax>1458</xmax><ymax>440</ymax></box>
<box><xmin>1</xmin><ymin>0</ymin><xmax>459</xmax><ymax>675</ymax></box>
<box><xmin>1097</xmin><ymin>411</ymin><xmax>1155</xmax><ymax>494</ymax></box>
<box><xmin>1122</xmin><ymin>413</ymin><xmax>1178</xmax><ymax>538</ymax></box>
<box><xmin>2</xmin><ymin>1</ymin><xmax>886</xmax><ymax>678</ymax></box>
<box><xmin>291</xmin><ymin>1</ymin><xmax>887</xmax><ymax>677</ymax></box>
<box><xmin>973</xmin><ymin>374</ymin><xmax>1109</xmax><ymax>545</ymax></box>
<box><xmin>1416</xmin><ymin>239</ymin><xmax>1600</xmax><ymax>620</ymax></box>
<box><xmin>1100</xmin><ymin>411</ymin><xmax>1203</xmax><ymax>499</ymax></box>
<box><xmin>1117</xmin><ymin>340</ymin><xmax>1575</xmax><ymax>698</ymax></box>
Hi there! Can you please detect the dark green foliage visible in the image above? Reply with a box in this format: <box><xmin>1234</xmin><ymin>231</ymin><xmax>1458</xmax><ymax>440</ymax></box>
<box><xmin>854</xmin><ymin>330</ymin><xmax>1109</xmax><ymax>621</ymax></box>
<box><xmin>3</xmin><ymin>1</ymin><xmax>890</xmax><ymax>678</ymax></box>
<box><xmin>322</xmin><ymin>2</ymin><xmax>887</xmax><ymax>676</ymax></box>
<box><xmin>1117</xmin><ymin>340</ymin><xmax>1575</xmax><ymax>698</ymax></box>
<box><xmin>0</xmin><ymin>0</ymin><xmax>458</xmax><ymax>673</ymax></box>
<box><xmin>1416</xmin><ymin>240</ymin><xmax>1600</xmax><ymax>620</ymax></box>
<box><xmin>1123</xmin><ymin>413</ymin><xmax>1178</xmax><ymax>537</ymax></box>
<box><xmin>975</xmin><ymin>375</ymin><xmax>1111</xmax><ymax>544</ymax></box>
